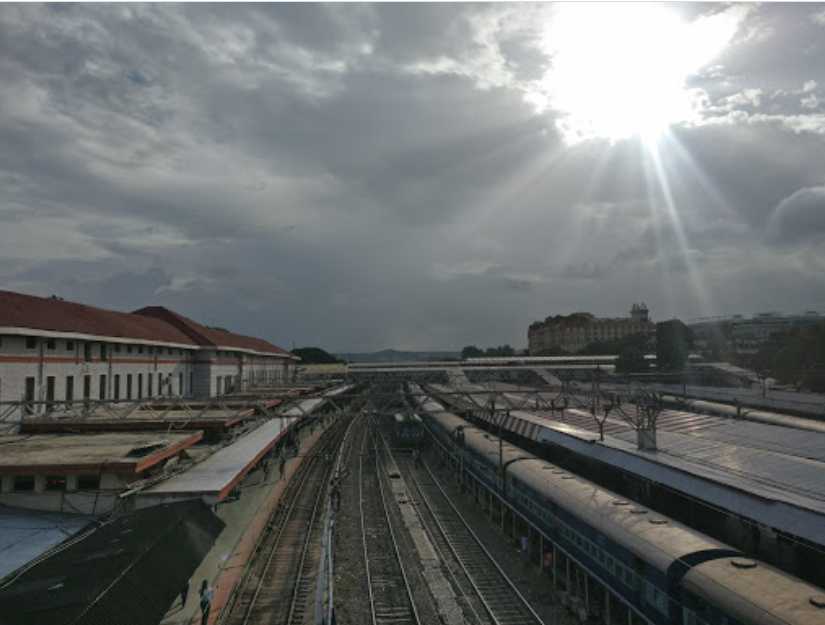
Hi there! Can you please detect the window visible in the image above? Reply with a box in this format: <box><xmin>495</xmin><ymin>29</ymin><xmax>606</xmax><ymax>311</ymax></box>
<box><xmin>83</xmin><ymin>375</ymin><xmax>91</xmax><ymax>400</ymax></box>
<box><xmin>25</xmin><ymin>336</ymin><xmax>37</xmax><ymax>349</ymax></box>
<box><xmin>114</xmin><ymin>344</ymin><xmax>121</xmax><ymax>353</ymax></box>
<box><xmin>127</xmin><ymin>345</ymin><xmax>133</xmax><ymax>354</ymax></box>
<box><xmin>46</xmin><ymin>376</ymin><xmax>55</xmax><ymax>403</ymax></box>
<box><xmin>138</xmin><ymin>345</ymin><xmax>144</xmax><ymax>354</ymax></box>
<box><xmin>137</xmin><ymin>373</ymin><xmax>143</xmax><ymax>400</ymax></box>
<box><xmin>13</xmin><ymin>476</ymin><xmax>35</xmax><ymax>492</ymax></box>
<box><xmin>46</xmin><ymin>338</ymin><xmax>56</xmax><ymax>350</ymax></box>
<box><xmin>148</xmin><ymin>373</ymin><xmax>153</xmax><ymax>397</ymax></box>
<box><xmin>158</xmin><ymin>372</ymin><xmax>162</xmax><ymax>394</ymax></box>
<box><xmin>126</xmin><ymin>374</ymin><xmax>132</xmax><ymax>400</ymax></box>
<box><xmin>65</xmin><ymin>376</ymin><xmax>74</xmax><ymax>402</ymax></box>
<box><xmin>148</xmin><ymin>346</ymin><xmax>154</xmax><ymax>354</ymax></box>
<box><xmin>45</xmin><ymin>476</ymin><xmax>67</xmax><ymax>491</ymax></box>
<box><xmin>100</xmin><ymin>344</ymin><xmax>108</xmax><ymax>361</ymax></box>
<box><xmin>84</xmin><ymin>342</ymin><xmax>93</xmax><ymax>362</ymax></box>
<box><xmin>77</xmin><ymin>474</ymin><xmax>100</xmax><ymax>490</ymax></box>
<box><xmin>179</xmin><ymin>373</ymin><xmax>183</xmax><ymax>396</ymax></box>
<box><xmin>66</xmin><ymin>341</ymin><xmax>75</xmax><ymax>351</ymax></box>
<box><xmin>24</xmin><ymin>377</ymin><xmax>35</xmax><ymax>414</ymax></box>
<box><xmin>113</xmin><ymin>374</ymin><xmax>120</xmax><ymax>401</ymax></box>
<box><xmin>99</xmin><ymin>374</ymin><xmax>107</xmax><ymax>400</ymax></box>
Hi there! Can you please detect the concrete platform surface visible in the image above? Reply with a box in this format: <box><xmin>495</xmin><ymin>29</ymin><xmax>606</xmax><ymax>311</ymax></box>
<box><xmin>141</xmin><ymin>417</ymin><xmax>297</xmax><ymax>502</ymax></box>
<box><xmin>0</xmin><ymin>431</ymin><xmax>202</xmax><ymax>474</ymax></box>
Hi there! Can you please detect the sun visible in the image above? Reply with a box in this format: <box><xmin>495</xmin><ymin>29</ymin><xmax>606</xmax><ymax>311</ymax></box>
<box><xmin>529</xmin><ymin>3</ymin><xmax>744</xmax><ymax>144</ymax></box>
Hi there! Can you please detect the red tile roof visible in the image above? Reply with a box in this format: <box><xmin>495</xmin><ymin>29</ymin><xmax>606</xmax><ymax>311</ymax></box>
<box><xmin>134</xmin><ymin>306</ymin><xmax>295</xmax><ymax>358</ymax></box>
<box><xmin>0</xmin><ymin>290</ymin><xmax>196</xmax><ymax>346</ymax></box>
<box><xmin>0</xmin><ymin>290</ymin><xmax>295</xmax><ymax>358</ymax></box>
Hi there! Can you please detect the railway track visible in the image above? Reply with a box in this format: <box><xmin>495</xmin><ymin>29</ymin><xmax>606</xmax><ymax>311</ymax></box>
<box><xmin>400</xmin><ymin>452</ymin><xmax>545</xmax><ymax>625</ymax></box>
<box><xmin>221</xmin><ymin>419</ymin><xmax>351</xmax><ymax>625</ymax></box>
<box><xmin>360</xmin><ymin>424</ymin><xmax>420</xmax><ymax>625</ymax></box>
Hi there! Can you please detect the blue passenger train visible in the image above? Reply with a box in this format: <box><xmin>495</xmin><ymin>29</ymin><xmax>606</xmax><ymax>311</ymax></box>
<box><xmin>422</xmin><ymin>406</ymin><xmax>825</xmax><ymax>625</ymax></box>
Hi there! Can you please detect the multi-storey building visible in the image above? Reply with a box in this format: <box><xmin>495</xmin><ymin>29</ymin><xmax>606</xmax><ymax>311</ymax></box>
<box><xmin>689</xmin><ymin>311</ymin><xmax>822</xmax><ymax>356</ymax></box>
<box><xmin>0</xmin><ymin>290</ymin><xmax>298</xmax><ymax>415</ymax></box>
<box><xmin>528</xmin><ymin>303</ymin><xmax>654</xmax><ymax>355</ymax></box>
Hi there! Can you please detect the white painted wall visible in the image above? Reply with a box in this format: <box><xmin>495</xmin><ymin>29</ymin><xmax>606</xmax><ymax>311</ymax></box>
<box><xmin>0</xmin><ymin>333</ymin><xmax>296</xmax><ymax>418</ymax></box>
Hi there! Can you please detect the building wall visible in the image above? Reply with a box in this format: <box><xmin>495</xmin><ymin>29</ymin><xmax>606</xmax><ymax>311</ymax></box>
<box><xmin>0</xmin><ymin>472</ymin><xmax>124</xmax><ymax>514</ymax></box>
<box><xmin>528</xmin><ymin>314</ymin><xmax>654</xmax><ymax>355</ymax></box>
<box><xmin>189</xmin><ymin>350</ymin><xmax>295</xmax><ymax>397</ymax></box>
<box><xmin>0</xmin><ymin>334</ymin><xmax>194</xmax><ymax>417</ymax></box>
<box><xmin>0</xmin><ymin>334</ymin><xmax>296</xmax><ymax>415</ymax></box>
<box><xmin>689</xmin><ymin>313</ymin><xmax>822</xmax><ymax>355</ymax></box>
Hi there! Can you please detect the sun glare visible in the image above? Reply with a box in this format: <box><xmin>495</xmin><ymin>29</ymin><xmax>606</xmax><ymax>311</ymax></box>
<box><xmin>532</xmin><ymin>4</ymin><xmax>744</xmax><ymax>144</ymax></box>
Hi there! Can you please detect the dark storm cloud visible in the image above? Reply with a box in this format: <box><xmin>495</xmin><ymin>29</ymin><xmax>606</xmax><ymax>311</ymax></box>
<box><xmin>1</xmin><ymin>3</ymin><xmax>825</xmax><ymax>350</ymax></box>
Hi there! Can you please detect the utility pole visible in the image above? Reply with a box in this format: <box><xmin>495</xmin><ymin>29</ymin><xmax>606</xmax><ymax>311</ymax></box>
<box><xmin>499</xmin><ymin>410</ymin><xmax>505</xmax><ymax>487</ymax></box>
<box><xmin>591</xmin><ymin>365</ymin><xmax>601</xmax><ymax>416</ymax></box>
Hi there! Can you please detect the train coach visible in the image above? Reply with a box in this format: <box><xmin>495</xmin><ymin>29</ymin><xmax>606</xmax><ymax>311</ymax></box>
<box><xmin>391</xmin><ymin>412</ymin><xmax>426</xmax><ymax>448</ymax></box>
<box><xmin>422</xmin><ymin>407</ymin><xmax>825</xmax><ymax>625</ymax></box>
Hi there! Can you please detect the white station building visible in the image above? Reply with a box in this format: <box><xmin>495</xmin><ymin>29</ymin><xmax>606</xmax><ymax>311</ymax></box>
<box><xmin>0</xmin><ymin>289</ymin><xmax>299</xmax><ymax>417</ymax></box>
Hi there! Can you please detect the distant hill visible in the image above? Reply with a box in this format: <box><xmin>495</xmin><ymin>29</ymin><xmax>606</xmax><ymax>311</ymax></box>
<box><xmin>336</xmin><ymin>349</ymin><xmax>461</xmax><ymax>363</ymax></box>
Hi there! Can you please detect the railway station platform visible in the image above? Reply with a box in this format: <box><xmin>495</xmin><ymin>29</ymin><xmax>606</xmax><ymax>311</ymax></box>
<box><xmin>136</xmin><ymin>386</ymin><xmax>350</xmax><ymax>507</ymax></box>
<box><xmin>471</xmin><ymin>405</ymin><xmax>825</xmax><ymax>548</ymax></box>
<box><xmin>137</xmin><ymin>416</ymin><xmax>298</xmax><ymax>507</ymax></box>
<box><xmin>428</xmin><ymin>380</ymin><xmax>825</xmax><ymax>548</ymax></box>
<box><xmin>158</xmin><ymin>421</ymin><xmax>329</xmax><ymax>625</ymax></box>
<box><xmin>18</xmin><ymin>404</ymin><xmax>277</xmax><ymax>436</ymax></box>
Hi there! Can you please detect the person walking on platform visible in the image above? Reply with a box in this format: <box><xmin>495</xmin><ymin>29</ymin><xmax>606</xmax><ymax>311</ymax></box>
<box><xmin>199</xmin><ymin>579</ymin><xmax>213</xmax><ymax>625</ymax></box>
<box><xmin>180</xmin><ymin>579</ymin><xmax>189</xmax><ymax>607</ymax></box>
<box><xmin>279</xmin><ymin>455</ymin><xmax>287</xmax><ymax>481</ymax></box>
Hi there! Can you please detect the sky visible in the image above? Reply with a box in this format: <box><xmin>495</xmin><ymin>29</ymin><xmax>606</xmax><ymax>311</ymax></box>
<box><xmin>1</xmin><ymin>3</ymin><xmax>825</xmax><ymax>352</ymax></box>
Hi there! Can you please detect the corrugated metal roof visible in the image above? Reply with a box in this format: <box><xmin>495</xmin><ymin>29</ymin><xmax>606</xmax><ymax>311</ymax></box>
<box><xmin>560</xmin><ymin>407</ymin><xmax>825</xmax><ymax>464</ymax></box>
<box><xmin>0</xmin><ymin>506</ymin><xmax>91</xmax><ymax>580</ymax></box>
<box><xmin>142</xmin><ymin>417</ymin><xmax>297</xmax><ymax>501</ymax></box>
<box><xmin>500</xmin><ymin>409</ymin><xmax>825</xmax><ymax>546</ymax></box>
<box><xmin>0</xmin><ymin>500</ymin><xmax>223</xmax><ymax>625</ymax></box>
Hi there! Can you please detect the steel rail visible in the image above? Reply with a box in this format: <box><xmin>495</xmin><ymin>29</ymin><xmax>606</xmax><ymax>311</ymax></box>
<box><xmin>411</xmin><ymin>460</ymin><xmax>546</xmax><ymax>625</ymax></box>
<box><xmin>284</xmin><ymin>449</ymin><xmax>336</xmax><ymax>625</ymax></box>
<box><xmin>375</xmin><ymin>429</ymin><xmax>490</xmax><ymax>625</ymax></box>
<box><xmin>360</xmin><ymin>422</ymin><xmax>421</xmax><ymax>625</ymax></box>
<box><xmin>233</xmin><ymin>422</ymin><xmax>344</xmax><ymax>625</ymax></box>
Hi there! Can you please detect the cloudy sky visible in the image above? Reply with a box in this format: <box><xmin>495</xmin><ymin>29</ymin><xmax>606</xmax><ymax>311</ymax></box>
<box><xmin>2</xmin><ymin>3</ymin><xmax>825</xmax><ymax>351</ymax></box>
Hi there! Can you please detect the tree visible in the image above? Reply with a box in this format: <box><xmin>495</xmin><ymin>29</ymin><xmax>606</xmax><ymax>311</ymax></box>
<box><xmin>610</xmin><ymin>389</ymin><xmax>664</xmax><ymax>450</ymax></box>
<box><xmin>536</xmin><ymin>346</ymin><xmax>569</xmax><ymax>356</ymax></box>
<box><xmin>756</xmin><ymin>321</ymin><xmax>825</xmax><ymax>392</ymax></box>
<box><xmin>605</xmin><ymin>333</ymin><xmax>650</xmax><ymax>374</ymax></box>
<box><xmin>616</xmin><ymin>344</ymin><xmax>648</xmax><ymax>374</ymax></box>
<box><xmin>291</xmin><ymin>347</ymin><xmax>342</xmax><ymax>364</ymax></box>
<box><xmin>485</xmin><ymin>345</ymin><xmax>515</xmax><ymax>357</ymax></box>
<box><xmin>461</xmin><ymin>345</ymin><xmax>484</xmax><ymax>359</ymax></box>
<box><xmin>656</xmin><ymin>319</ymin><xmax>693</xmax><ymax>371</ymax></box>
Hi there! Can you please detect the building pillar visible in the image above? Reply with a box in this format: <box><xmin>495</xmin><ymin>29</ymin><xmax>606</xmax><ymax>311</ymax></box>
<box><xmin>538</xmin><ymin>533</ymin><xmax>543</xmax><ymax>570</ymax></box>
